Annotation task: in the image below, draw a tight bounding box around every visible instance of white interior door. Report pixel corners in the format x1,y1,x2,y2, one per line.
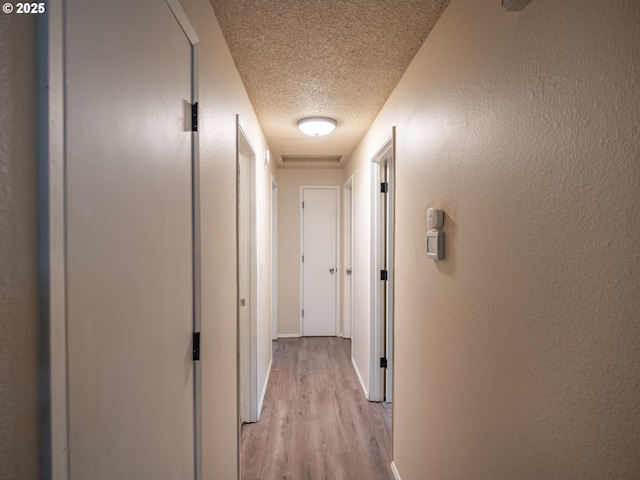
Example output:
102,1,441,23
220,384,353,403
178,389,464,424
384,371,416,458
301,187,339,336
237,126,257,423
238,151,250,422
370,132,395,403
65,1,196,478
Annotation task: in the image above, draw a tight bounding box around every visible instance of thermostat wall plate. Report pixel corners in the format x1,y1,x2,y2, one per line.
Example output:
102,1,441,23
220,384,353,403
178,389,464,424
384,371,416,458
426,230,444,260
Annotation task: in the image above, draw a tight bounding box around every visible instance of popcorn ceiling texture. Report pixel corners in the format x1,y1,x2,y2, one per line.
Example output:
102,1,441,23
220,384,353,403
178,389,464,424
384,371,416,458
210,0,450,166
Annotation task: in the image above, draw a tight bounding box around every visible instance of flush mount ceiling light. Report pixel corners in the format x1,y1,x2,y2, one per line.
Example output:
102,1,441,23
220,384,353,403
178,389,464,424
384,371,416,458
297,117,337,137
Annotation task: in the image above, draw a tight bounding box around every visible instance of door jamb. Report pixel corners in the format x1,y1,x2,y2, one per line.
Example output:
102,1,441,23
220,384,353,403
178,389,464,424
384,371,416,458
41,1,67,477
342,176,354,339
165,1,202,475
271,177,278,340
369,130,395,403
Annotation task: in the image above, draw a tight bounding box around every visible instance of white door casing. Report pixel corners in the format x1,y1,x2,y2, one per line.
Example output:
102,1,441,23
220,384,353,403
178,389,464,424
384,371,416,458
301,186,340,337
370,131,395,404
271,177,278,340
63,0,199,478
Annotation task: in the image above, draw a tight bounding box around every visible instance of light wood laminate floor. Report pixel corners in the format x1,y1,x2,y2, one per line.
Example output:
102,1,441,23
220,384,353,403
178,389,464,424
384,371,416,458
241,337,393,480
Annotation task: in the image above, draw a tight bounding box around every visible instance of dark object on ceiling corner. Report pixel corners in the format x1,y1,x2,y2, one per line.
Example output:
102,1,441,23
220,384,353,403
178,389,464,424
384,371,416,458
502,0,532,11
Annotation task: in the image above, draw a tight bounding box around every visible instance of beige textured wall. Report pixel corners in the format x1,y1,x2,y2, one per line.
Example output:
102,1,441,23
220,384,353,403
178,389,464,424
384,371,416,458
178,1,269,477
0,13,40,480
347,0,640,478
276,168,344,336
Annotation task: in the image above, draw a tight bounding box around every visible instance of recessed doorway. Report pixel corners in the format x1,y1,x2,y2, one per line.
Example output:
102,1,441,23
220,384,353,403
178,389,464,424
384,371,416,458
370,130,395,405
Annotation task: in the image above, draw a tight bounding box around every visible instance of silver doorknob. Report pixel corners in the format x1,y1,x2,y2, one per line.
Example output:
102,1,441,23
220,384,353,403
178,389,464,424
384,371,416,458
329,268,335,274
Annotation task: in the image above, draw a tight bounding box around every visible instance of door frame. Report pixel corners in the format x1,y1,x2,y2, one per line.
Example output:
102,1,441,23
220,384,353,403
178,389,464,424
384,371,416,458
369,129,395,403
236,119,259,423
43,1,202,478
271,177,278,340
299,185,341,336
342,176,354,338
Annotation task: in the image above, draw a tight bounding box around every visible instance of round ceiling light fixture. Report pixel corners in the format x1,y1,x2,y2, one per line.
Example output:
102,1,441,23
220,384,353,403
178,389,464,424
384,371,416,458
297,116,337,137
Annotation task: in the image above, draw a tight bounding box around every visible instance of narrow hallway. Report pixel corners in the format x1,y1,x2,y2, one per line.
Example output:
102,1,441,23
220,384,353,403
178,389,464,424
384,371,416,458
241,338,393,480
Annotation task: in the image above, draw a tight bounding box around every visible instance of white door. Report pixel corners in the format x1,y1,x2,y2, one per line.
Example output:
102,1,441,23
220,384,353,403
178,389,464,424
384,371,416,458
238,150,251,422
370,132,395,403
271,178,279,340
65,1,196,478
302,187,339,336
237,127,257,423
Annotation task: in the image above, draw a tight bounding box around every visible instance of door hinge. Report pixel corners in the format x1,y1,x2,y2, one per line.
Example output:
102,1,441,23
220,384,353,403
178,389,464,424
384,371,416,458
191,102,199,132
380,182,389,193
302,201,305,209
380,357,388,368
193,332,201,361
302,309,304,317
380,269,388,281
302,255,304,263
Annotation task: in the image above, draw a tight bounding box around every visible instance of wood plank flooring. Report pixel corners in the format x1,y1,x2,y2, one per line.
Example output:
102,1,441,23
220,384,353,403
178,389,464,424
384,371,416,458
240,337,393,480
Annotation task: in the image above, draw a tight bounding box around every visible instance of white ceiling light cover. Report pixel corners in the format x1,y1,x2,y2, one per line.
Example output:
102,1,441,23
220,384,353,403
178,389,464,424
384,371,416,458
297,117,337,136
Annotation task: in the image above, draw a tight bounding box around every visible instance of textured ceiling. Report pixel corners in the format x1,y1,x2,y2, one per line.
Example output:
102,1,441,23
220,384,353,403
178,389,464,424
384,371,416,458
210,0,450,167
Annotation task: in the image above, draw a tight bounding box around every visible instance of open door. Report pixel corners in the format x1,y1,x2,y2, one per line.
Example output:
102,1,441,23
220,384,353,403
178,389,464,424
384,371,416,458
237,121,258,423
370,129,395,404
343,177,354,338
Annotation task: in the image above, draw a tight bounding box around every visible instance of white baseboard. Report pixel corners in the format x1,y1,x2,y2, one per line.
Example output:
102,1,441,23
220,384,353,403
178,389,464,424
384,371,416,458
390,461,401,480
351,356,369,399
277,333,301,338
257,357,272,420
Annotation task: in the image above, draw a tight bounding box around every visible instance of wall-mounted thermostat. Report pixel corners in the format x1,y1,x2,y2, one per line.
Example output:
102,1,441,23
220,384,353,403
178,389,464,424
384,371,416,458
426,230,444,260
427,208,444,229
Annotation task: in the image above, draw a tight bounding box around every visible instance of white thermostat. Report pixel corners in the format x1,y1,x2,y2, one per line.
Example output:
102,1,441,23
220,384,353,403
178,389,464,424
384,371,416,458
426,230,444,260
426,208,444,229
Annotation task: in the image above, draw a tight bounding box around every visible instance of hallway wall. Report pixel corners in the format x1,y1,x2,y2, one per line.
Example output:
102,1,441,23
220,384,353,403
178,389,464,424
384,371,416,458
276,168,344,337
0,12,39,480
346,0,640,478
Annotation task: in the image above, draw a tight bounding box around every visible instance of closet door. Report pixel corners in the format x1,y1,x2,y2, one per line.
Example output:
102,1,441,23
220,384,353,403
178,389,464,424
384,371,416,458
65,1,196,478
